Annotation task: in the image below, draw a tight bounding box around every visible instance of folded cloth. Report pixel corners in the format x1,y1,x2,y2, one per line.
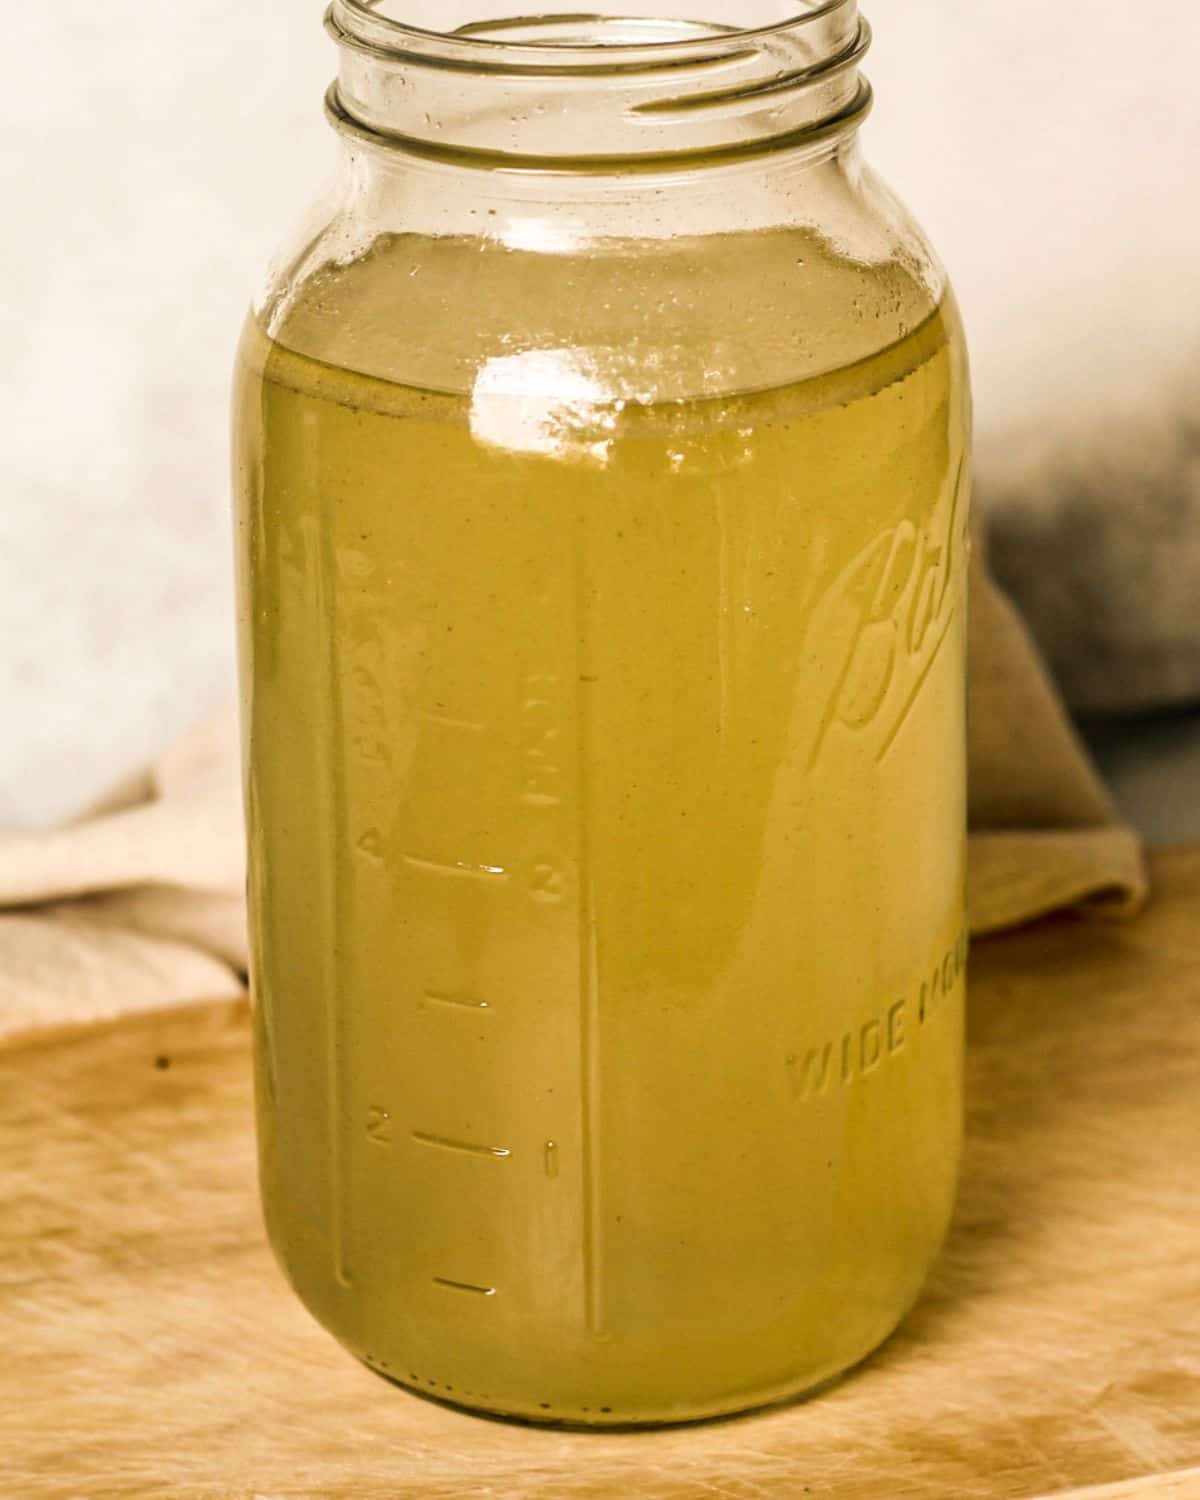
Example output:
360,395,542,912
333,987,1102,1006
0,535,1148,1042
0,710,247,1041
967,526,1148,935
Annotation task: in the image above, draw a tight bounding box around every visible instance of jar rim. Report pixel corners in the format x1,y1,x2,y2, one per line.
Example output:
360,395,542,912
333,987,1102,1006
328,1,868,163
332,2,854,67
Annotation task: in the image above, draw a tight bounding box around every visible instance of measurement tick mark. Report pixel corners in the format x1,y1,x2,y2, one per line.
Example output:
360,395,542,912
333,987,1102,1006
522,792,563,809
413,1131,511,1160
423,711,485,733
404,855,509,882
434,1277,496,1297
424,991,490,1011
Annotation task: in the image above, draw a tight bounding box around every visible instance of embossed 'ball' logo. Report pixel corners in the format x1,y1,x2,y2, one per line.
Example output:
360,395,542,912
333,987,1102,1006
808,456,969,768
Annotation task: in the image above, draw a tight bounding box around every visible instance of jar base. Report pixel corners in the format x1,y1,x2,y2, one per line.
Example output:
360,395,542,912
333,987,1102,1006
355,1343,878,1431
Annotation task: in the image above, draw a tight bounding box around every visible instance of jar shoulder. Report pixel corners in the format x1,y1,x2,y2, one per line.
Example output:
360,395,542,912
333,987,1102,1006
252,152,959,404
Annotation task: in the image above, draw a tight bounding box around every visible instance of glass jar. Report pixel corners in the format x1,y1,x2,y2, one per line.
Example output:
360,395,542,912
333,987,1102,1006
234,0,970,1427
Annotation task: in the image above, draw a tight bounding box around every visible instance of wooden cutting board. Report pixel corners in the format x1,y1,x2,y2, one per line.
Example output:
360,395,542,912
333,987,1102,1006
5,848,1200,1500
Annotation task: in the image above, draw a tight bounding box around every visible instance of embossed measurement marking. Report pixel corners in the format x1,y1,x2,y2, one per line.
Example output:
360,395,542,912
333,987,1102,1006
530,862,566,902
413,1131,511,1160
356,829,385,861
433,1277,497,1297
422,710,485,733
404,855,509,881
574,522,605,1338
521,674,564,807
424,990,491,1011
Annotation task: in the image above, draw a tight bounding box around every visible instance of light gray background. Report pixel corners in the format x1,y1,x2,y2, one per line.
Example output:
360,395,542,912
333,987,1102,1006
3,1,1198,829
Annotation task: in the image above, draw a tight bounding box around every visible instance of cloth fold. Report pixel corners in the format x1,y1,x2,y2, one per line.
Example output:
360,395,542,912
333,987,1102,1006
0,711,248,1040
966,525,1148,932
0,537,1148,1042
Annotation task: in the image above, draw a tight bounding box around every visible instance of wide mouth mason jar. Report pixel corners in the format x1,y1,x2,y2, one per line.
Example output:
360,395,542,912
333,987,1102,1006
233,0,970,1428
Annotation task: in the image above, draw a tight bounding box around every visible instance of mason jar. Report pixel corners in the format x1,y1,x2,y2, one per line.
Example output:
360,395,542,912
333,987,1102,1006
233,0,970,1427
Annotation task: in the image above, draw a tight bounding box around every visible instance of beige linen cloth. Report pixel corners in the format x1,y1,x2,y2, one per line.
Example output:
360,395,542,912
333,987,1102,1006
0,539,1147,1043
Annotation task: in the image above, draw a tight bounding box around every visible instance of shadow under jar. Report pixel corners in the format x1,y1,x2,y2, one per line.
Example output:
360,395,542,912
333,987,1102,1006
233,0,971,1427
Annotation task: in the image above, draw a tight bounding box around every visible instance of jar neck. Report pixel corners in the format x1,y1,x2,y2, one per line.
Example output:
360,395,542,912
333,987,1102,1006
325,2,872,169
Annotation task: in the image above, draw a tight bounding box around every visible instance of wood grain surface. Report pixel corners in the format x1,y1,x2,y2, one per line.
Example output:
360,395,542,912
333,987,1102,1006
4,848,1200,1500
